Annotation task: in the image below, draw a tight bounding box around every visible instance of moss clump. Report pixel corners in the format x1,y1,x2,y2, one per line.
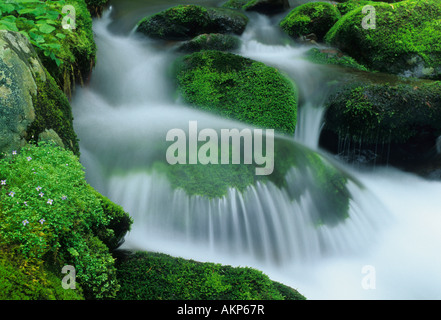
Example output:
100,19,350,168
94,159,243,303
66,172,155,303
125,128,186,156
136,5,248,41
280,2,341,41
28,69,79,156
336,0,377,16
178,33,241,53
305,47,369,71
0,142,132,299
0,244,84,300
325,0,441,79
115,251,306,300
174,50,298,135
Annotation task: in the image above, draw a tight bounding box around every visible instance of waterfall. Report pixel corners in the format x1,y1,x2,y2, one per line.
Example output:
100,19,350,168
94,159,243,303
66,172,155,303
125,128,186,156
71,7,441,300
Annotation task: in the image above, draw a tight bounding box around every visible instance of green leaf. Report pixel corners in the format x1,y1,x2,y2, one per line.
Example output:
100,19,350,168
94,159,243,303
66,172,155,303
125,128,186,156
38,23,56,34
55,33,66,39
0,20,18,32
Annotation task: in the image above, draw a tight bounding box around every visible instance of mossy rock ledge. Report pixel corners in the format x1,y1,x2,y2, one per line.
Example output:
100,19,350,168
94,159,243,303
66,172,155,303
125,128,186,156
136,5,249,41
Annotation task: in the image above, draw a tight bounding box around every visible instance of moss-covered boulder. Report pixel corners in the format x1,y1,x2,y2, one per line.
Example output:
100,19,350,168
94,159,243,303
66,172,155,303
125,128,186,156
174,50,298,134
177,33,241,53
136,5,249,41
322,76,441,165
280,2,341,41
115,251,306,300
0,30,78,156
325,0,441,79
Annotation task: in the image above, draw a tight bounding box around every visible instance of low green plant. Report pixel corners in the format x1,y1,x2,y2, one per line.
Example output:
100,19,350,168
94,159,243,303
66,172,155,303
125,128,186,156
0,142,129,299
0,0,69,67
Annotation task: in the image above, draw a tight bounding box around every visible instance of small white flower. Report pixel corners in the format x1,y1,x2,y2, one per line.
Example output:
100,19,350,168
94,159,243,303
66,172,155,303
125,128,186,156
9,191,15,197
36,186,42,191
39,192,44,197
1,180,6,185
22,219,29,226
47,199,53,205
12,150,17,155
61,195,67,200
27,157,32,161
39,218,45,224
24,201,28,206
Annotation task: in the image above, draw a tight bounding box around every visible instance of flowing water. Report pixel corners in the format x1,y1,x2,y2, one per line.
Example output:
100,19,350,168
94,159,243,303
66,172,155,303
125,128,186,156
71,3,441,300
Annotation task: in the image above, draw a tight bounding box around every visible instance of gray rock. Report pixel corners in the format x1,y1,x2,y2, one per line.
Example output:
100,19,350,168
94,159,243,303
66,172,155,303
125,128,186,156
0,30,45,154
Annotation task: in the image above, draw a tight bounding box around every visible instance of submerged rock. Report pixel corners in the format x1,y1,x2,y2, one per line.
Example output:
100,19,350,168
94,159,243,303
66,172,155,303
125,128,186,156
136,5,249,41
325,0,441,79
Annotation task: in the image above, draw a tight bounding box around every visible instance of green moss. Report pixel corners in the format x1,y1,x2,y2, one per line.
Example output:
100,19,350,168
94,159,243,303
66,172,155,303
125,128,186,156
28,69,79,156
324,80,441,144
115,251,306,300
280,2,341,41
336,0,377,16
91,189,133,251
305,47,369,71
222,0,248,9
178,33,241,53
0,244,84,300
174,50,298,135
325,0,441,79
136,5,248,41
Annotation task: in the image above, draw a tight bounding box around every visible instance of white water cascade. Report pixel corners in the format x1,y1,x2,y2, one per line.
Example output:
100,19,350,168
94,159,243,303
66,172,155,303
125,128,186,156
71,7,441,300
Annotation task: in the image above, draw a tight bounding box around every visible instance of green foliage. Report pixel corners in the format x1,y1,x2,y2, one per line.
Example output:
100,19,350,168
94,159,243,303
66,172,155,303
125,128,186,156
0,0,97,94
0,0,67,67
0,142,131,299
115,251,306,300
280,2,341,41
325,0,441,78
336,0,376,16
174,50,298,135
